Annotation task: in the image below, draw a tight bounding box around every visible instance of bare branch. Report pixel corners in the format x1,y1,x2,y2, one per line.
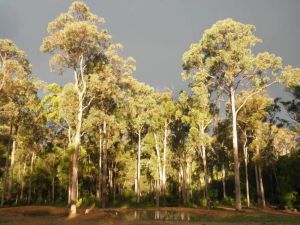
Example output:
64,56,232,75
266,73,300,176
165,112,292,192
236,80,276,114
83,96,95,111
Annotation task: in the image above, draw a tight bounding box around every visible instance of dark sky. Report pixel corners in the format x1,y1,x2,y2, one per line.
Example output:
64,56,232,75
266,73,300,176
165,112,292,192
1,0,300,97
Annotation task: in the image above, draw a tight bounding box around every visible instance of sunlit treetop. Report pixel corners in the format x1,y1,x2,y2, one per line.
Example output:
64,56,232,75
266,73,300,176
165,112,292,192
0,39,31,90
182,18,282,95
282,65,300,94
40,1,111,74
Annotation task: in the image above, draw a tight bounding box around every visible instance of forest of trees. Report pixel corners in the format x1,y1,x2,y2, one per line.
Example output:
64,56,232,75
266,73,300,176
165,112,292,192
0,2,299,217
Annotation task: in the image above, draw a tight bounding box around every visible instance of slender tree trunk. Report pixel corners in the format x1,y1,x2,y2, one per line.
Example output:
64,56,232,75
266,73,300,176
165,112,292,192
186,160,191,204
8,126,18,202
154,133,162,207
101,121,107,208
199,125,209,206
155,179,160,207
69,56,88,216
70,94,82,215
20,163,26,202
180,163,186,205
222,163,227,199
98,127,102,204
178,164,182,203
69,55,87,214
109,164,113,190
68,165,71,205
255,146,265,208
28,152,35,204
229,87,242,210
254,163,261,206
7,138,16,201
137,129,142,203
134,178,137,196
201,145,209,206
243,141,250,207
162,122,168,204
256,146,266,208
258,165,266,208
113,164,116,201
51,174,55,203
1,120,13,207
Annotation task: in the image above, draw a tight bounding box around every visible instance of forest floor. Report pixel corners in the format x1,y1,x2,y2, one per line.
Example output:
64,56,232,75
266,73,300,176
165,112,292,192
0,205,299,225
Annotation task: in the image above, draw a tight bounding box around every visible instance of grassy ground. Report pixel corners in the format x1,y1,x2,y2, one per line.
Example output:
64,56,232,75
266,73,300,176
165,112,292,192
0,206,299,225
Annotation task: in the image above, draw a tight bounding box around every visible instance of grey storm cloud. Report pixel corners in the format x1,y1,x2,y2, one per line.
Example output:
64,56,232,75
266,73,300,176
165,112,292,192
0,0,300,98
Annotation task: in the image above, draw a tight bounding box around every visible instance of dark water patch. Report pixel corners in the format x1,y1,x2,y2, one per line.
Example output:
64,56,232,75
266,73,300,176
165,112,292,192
22,210,51,216
116,210,210,222
22,210,68,217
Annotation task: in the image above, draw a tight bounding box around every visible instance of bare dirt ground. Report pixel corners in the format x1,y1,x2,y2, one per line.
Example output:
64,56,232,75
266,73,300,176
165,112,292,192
0,206,299,225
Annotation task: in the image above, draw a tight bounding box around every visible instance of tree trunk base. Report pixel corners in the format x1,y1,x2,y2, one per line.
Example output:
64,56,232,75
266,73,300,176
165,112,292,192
68,204,77,218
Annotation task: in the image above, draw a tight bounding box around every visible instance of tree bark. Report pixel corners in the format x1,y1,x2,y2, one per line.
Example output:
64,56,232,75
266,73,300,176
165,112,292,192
162,122,168,204
256,146,266,208
8,126,18,202
180,163,186,205
101,121,107,208
28,151,35,204
199,124,209,206
178,164,182,203
98,127,102,205
113,164,116,201
258,164,266,208
155,179,160,207
154,134,162,207
255,146,265,208
68,165,71,205
222,163,227,199
186,160,191,204
229,86,242,210
70,94,82,215
254,163,261,206
1,120,13,207
243,140,250,207
52,174,55,203
20,163,26,202
201,145,209,206
137,128,142,203
69,56,87,216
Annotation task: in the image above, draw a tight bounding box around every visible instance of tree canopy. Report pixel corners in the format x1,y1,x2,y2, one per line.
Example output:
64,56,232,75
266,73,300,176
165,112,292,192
0,3,299,215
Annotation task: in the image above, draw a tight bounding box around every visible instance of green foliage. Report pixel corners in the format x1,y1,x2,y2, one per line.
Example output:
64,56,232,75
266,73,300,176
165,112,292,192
276,152,300,209
1,7,300,212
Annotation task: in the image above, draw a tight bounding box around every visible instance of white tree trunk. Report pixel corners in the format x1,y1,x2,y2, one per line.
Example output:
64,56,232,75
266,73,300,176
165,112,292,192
230,86,242,210
162,123,168,201
243,142,250,207
101,121,107,208
154,133,162,206
1,121,13,207
137,129,142,203
8,126,17,201
70,57,87,216
222,163,227,199
201,145,209,205
28,152,35,204
98,127,102,203
256,147,266,208
70,93,82,216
